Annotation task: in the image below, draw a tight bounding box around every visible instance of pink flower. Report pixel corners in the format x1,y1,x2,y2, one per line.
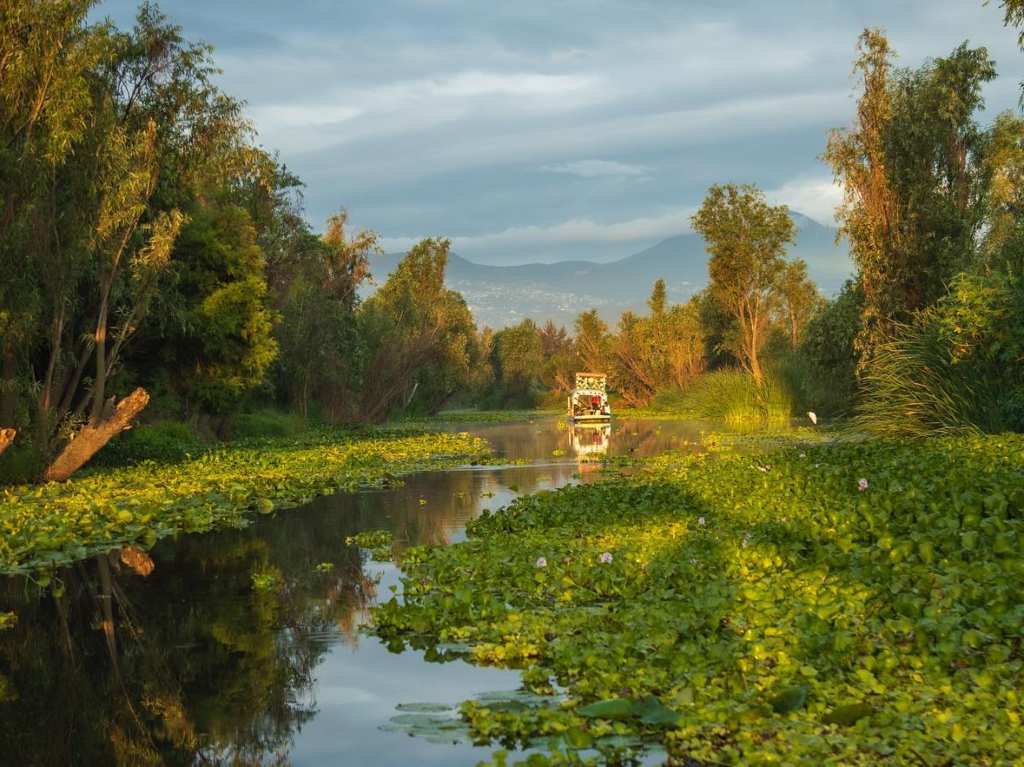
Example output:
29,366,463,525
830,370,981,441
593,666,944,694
858,478,869,492
535,556,548,568
599,551,613,564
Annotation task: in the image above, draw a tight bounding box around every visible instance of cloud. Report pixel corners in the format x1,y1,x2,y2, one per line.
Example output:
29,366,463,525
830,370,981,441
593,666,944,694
765,175,844,226
113,0,1024,265
541,159,651,178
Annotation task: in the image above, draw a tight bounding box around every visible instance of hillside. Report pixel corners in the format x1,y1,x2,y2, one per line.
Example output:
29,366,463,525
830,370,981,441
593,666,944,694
366,213,852,329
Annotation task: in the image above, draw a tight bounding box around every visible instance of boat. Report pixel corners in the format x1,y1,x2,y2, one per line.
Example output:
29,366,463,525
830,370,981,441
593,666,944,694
568,372,611,422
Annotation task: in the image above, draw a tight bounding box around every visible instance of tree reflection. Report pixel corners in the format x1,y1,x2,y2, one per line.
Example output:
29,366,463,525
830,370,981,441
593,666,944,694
0,507,377,766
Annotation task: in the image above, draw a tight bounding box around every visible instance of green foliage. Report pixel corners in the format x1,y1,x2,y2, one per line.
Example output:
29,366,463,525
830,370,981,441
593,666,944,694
651,369,793,429
797,280,863,417
488,320,547,408
856,272,1024,436
373,435,1024,764
360,238,480,420
692,184,796,383
229,409,308,441
147,202,278,413
826,32,997,361
273,209,376,420
345,529,394,560
93,420,202,467
0,443,45,488
0,429,488,573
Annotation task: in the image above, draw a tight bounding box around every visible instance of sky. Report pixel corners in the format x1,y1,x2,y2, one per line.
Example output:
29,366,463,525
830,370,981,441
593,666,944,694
95,0,1024,265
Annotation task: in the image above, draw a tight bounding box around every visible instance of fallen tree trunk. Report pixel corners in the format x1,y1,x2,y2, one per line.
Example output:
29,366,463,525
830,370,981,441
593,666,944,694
44,388,149,482
0,428,14,457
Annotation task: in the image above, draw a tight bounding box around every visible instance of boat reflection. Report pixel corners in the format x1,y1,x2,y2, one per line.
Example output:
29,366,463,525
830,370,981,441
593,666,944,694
570,422,611,464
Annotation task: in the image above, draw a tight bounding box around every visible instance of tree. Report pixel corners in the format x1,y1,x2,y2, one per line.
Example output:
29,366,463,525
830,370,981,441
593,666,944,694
825,30,996,362
144,202,278,415
274,210,377,419
0,0,108,430
574,310,610,375
492,320,545,406
777,259,822,350
538,320,577,396
359,239,477,421
691,184,795,384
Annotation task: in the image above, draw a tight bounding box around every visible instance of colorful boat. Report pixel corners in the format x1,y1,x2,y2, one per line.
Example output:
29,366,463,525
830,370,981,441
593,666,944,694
568,372,611,422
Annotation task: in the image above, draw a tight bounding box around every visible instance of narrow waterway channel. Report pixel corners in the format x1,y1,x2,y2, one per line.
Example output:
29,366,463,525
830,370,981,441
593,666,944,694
0,418,703,766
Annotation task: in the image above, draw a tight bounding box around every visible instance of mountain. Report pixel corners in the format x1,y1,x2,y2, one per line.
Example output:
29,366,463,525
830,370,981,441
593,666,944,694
365,212,852,329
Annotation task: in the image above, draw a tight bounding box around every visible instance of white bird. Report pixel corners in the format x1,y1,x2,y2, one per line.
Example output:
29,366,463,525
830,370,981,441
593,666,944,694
807,411,818,425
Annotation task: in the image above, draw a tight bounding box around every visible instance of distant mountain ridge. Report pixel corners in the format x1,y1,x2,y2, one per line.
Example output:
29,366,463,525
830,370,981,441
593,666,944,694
366,212,852,329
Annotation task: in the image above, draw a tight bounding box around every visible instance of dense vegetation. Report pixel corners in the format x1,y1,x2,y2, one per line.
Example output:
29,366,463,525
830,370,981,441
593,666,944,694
6,1,1024,491
0,2,489,485
374,436,1024,765
0,427,488,573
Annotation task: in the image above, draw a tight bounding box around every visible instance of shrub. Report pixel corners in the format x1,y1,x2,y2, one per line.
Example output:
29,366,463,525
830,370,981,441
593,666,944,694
93,421,203,468
230,409,308,440
856,272,1024,437
797,280,862,417
0,442,45,486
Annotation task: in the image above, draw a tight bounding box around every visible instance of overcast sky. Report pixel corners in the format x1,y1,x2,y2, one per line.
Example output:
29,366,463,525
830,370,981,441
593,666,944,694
96,0,1024,264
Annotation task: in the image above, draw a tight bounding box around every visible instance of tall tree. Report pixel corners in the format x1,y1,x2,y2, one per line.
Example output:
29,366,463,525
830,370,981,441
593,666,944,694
691,184,795,384
825,30,996,362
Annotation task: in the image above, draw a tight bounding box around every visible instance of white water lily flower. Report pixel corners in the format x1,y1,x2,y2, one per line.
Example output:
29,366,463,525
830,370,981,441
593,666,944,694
807,411,818,425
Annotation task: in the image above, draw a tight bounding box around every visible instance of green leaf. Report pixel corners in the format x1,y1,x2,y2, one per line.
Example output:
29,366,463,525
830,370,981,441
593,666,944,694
577,698,636,720
769,685,809,714
822,702,874,726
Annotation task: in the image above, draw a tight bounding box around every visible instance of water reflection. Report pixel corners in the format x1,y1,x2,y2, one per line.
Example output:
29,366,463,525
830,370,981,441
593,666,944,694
570,423,611,463
0,418,700,766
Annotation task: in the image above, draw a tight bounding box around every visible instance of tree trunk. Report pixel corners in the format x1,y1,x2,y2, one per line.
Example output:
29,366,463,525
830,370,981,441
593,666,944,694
43,387,149,482
0,428,15,457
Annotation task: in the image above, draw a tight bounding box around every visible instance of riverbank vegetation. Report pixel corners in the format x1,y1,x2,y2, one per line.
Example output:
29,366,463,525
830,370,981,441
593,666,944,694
0,427,488,574
0,2,489,485
6,2,1024,489
374,434,1024,765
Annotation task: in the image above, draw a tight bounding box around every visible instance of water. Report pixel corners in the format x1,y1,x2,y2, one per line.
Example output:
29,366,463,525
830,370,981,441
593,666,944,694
0,417,702,766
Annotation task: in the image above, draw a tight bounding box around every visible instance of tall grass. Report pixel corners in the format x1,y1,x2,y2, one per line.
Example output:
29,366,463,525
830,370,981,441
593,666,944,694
652,369,793,429
855,273,1024,438
854,322,1006,438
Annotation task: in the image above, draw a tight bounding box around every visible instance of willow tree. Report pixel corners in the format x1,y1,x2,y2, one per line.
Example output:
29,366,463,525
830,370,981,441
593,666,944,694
691,184,795,384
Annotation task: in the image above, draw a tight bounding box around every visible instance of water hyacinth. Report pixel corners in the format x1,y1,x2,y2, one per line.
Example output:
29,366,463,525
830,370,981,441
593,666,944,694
372,434,1024,764
858,477,869,492
599,551,613,564
697,516,706,526
534,556,547,568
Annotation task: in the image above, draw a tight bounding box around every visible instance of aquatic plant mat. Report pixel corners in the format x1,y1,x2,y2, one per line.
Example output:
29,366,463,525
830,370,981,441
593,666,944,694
373,436,1024,765
0,429,489,574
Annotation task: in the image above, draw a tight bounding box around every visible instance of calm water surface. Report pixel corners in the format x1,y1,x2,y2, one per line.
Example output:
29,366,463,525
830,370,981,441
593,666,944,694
0,418,702,766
